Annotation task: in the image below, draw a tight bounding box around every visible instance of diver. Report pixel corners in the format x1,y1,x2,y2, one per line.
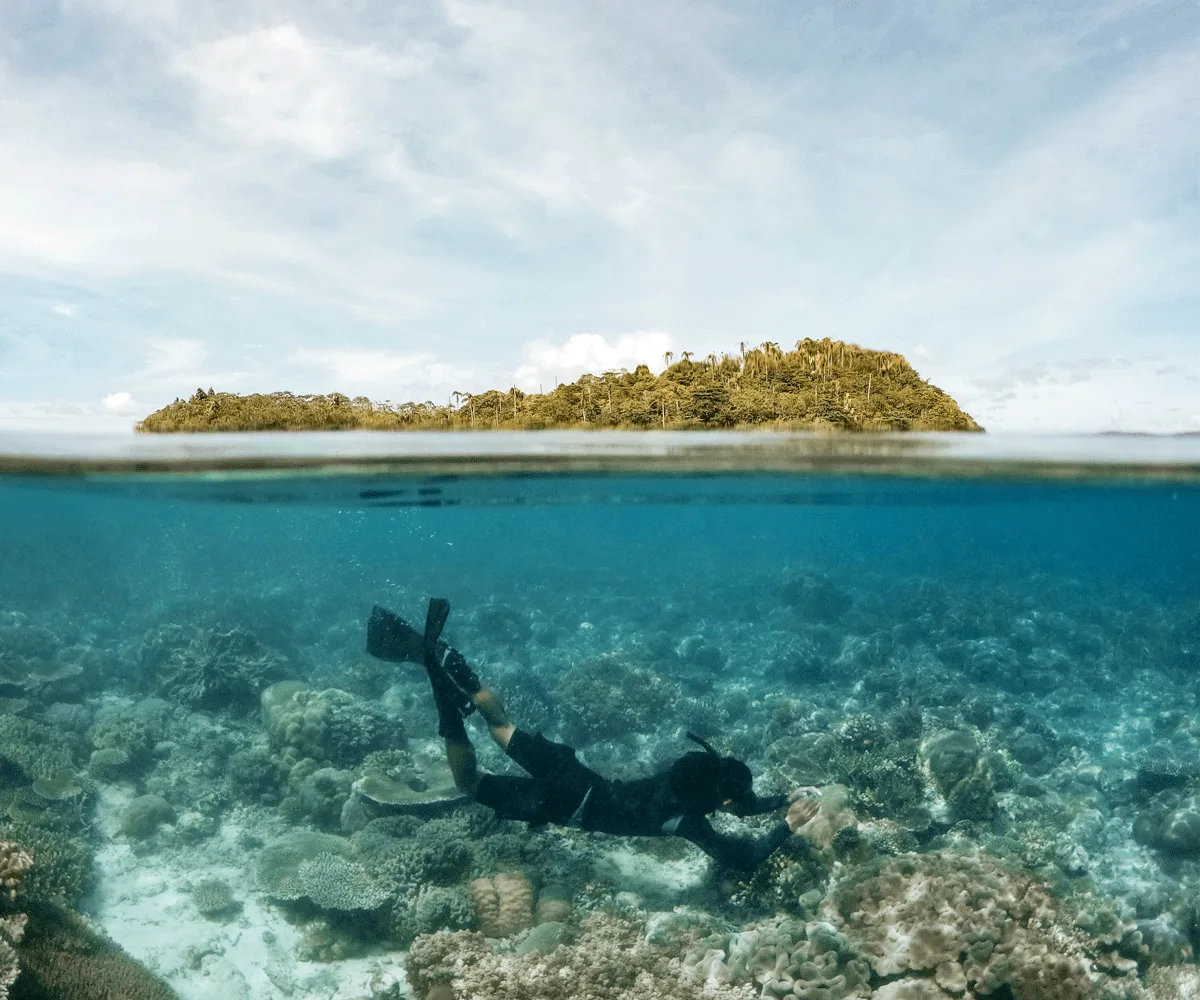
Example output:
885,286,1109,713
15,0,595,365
366,599,820,872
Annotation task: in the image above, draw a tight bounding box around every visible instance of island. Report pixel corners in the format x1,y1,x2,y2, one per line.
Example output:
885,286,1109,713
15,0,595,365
136,338,982,432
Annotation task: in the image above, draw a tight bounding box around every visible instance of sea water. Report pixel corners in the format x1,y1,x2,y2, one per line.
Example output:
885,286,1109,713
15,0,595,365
0,431,1197,1000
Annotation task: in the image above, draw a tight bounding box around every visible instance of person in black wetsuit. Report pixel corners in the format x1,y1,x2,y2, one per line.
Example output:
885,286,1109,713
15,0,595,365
366,599,821,872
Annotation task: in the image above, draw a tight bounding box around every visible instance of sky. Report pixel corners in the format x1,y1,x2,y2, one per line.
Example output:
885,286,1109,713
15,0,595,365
0,0,1198,433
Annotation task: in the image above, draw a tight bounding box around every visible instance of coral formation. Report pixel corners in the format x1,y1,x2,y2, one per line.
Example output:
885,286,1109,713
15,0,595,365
119,795,175,839
406,912,758,1000
190,878,239,918
685,917,871,999
144,624,288,712
826,851,1118,999
255,831,388,910
262,682,406,767
467,872,534,938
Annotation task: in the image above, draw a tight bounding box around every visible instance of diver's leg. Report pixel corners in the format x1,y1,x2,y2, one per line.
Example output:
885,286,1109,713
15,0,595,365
445,735,480,795
473,688,516,750
428,670,481,795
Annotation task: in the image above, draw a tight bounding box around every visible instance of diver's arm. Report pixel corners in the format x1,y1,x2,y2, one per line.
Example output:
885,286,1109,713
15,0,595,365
669,813,793,872
730,792,790,817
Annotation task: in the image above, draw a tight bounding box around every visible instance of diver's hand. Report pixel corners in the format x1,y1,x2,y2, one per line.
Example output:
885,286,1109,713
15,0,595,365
785,787,821,834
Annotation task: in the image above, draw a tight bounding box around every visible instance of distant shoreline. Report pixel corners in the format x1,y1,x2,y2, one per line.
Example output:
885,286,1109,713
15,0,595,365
136,339,983,434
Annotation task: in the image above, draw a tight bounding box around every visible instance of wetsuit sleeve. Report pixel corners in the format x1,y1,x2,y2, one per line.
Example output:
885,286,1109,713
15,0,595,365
731,792,790,816
673,814,792,872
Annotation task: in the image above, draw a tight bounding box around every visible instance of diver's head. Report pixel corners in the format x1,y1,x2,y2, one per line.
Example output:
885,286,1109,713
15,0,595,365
667,733,754,815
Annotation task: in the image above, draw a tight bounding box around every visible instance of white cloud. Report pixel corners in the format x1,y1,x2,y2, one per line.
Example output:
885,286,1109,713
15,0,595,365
514,331,674,391
51,303,78,318
102,391,140,414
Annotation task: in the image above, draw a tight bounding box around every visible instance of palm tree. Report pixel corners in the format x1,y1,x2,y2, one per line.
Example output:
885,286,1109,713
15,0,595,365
681,351,694,363
663,351,675,367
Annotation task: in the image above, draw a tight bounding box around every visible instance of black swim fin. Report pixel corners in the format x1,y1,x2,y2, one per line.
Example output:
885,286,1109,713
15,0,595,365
424,597,452,665
366,605,426,663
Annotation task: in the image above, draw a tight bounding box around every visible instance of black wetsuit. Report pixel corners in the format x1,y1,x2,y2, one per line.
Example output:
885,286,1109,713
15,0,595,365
476,730,793,872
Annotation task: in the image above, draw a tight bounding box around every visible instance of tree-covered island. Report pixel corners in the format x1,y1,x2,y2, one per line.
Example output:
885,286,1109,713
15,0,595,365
136,339,982,432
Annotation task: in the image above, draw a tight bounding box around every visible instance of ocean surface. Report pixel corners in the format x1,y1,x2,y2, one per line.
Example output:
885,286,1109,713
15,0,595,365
0,431,1198,1000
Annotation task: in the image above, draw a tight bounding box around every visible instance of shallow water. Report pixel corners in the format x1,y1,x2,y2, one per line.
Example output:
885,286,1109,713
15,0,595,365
0,432,1198,999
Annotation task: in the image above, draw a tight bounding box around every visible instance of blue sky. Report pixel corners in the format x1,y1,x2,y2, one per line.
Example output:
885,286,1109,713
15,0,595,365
0,0,1197,432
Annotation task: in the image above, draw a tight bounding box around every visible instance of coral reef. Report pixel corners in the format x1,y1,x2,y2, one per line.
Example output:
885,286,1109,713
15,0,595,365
826,851,1130,999
684,917,872,999
190,878,239,918
467,872,534,938
144,624,288,712
255,831,388,911
406,912,759,1000
262,682,406,767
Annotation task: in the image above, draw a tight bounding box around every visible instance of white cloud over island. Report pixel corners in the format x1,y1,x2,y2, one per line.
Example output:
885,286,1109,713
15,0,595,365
0,0,1198,431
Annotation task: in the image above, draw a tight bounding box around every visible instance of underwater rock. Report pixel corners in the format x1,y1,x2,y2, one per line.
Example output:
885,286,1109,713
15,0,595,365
1136,916,1193,965
119,795,175,839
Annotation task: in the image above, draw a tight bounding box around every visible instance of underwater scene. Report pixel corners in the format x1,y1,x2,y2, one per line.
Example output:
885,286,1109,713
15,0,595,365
0,440,1198,1000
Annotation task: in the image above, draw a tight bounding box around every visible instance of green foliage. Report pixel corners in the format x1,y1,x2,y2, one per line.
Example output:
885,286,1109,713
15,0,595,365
136,339,982,432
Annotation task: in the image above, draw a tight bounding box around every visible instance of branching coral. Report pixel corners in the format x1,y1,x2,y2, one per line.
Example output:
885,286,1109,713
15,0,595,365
255,831,388,911
146,624,287,712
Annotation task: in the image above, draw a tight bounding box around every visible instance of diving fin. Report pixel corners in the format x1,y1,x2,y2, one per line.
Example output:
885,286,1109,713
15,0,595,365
366,605,426,663
424,597,452,664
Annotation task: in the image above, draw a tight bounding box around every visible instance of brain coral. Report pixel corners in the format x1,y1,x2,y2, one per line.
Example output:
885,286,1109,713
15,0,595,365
468,872,534,938
826,851,1096,1000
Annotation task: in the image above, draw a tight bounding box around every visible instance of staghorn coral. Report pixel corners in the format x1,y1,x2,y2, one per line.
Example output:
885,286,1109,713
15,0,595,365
826,851,1104,1000
406,912,758,1000
12,901,178,1000
0,823,89,907
468,872,534,938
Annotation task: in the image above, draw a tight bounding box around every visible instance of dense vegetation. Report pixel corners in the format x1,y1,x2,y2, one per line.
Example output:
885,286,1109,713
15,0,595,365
136,339,982,432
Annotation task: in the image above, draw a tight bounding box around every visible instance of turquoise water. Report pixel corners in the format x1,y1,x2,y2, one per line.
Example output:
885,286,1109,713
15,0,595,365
0,432,1198,999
